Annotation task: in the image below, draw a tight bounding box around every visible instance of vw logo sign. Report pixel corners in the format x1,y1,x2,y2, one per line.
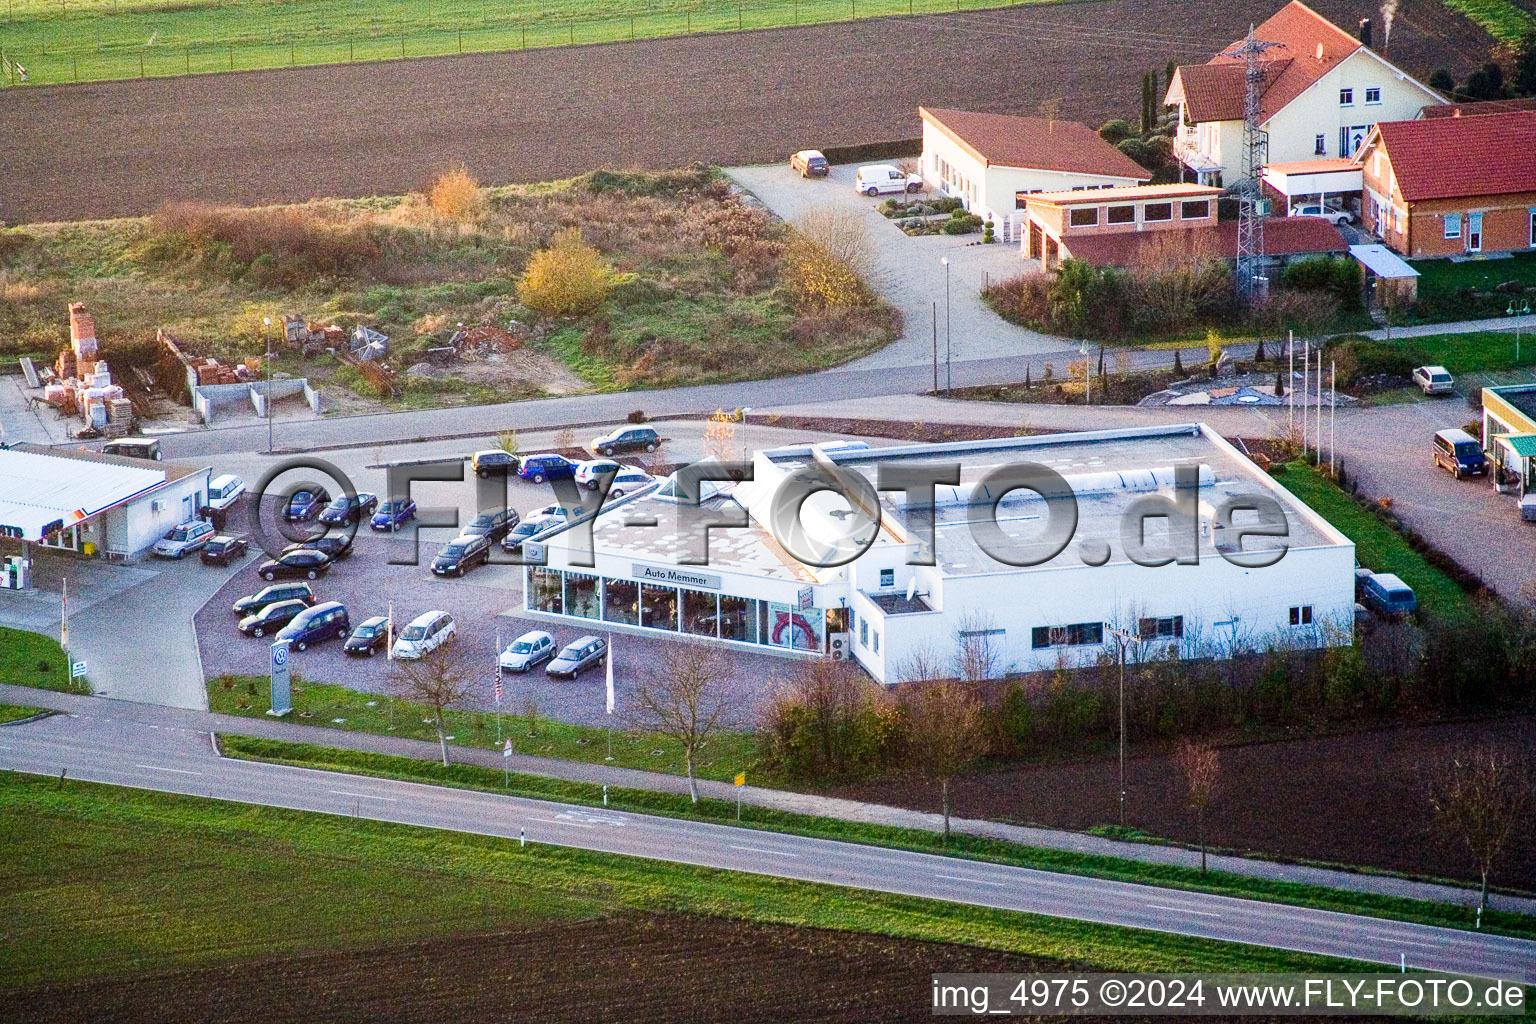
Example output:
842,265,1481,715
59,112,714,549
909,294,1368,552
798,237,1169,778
272,646,288,667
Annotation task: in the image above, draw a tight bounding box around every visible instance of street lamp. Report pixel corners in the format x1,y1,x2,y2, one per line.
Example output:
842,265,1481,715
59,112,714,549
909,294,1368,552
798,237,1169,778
940,257,951,391
740,407,751,464
1508,301,1530,365
1105,624,1136,828
262,316,273,455
1079,342,1092,406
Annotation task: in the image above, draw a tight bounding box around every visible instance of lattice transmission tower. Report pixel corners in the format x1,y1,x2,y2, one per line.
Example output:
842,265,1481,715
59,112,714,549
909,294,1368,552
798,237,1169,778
1222,27,1281,296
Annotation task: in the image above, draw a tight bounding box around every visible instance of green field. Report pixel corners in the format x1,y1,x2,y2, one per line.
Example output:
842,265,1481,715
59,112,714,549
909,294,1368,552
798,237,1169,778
1439,0,1533,44
0,627,77,694
1382,331,1536,375
0,771,1366,989
0,0,1057,86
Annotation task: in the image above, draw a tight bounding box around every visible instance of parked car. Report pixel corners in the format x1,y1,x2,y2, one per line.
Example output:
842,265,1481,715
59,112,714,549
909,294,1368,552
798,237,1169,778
1522,493,1536,522
232,581,316,617
605,467,655,499
200,534,249,566
531,503,587,524
518,453,575,484
276,601,350,651
370,499,418,532
391,610,455,659
855,164,922,196
284,535,353,561
501,516,555,553
152,519,216,559
238,598,310,638
1353,566,1375,600
462,507,520,543
282,487,331,522
470,449,519,478
1432,428,1488,478
575,459,621,490
101,437,161,460
589,425,660,456
343,615,391,657
546,635,608,678
318,491,378,525
1412,365,1456,396
256,548,332,581
790,149,830,177
499,630,555,673
1288,202,1354,225
205,474,247,514
1361,572,1417,617
431,534,491,577
575,461,654,498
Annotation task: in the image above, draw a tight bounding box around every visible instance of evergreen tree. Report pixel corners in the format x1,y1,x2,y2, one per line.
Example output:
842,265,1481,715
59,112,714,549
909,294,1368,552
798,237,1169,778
1275,368,1286,397
1514,27,1536,97
1141,72,1155,134
1173,348,1185,377
1427,68,1455,96
1255,337,1267,362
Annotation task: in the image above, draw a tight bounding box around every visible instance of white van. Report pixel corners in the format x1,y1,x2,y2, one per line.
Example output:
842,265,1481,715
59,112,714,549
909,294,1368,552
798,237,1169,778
206,474,247,512
390,610,456,660
855,164,922,196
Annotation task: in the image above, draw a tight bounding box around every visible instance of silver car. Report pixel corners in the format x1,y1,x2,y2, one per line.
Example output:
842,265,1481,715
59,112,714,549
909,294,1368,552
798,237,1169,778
1411,365,1455,396
499,630,555,673
152,519,216,558
546,635,608,679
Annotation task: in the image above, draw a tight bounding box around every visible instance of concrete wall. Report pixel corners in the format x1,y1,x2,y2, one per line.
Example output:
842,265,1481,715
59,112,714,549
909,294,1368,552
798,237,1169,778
193,377,318,424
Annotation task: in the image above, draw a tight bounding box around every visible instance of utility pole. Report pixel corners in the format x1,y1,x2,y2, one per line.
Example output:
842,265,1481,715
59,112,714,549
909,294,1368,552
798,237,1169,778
1225,26,1279,297
262,316,273,454
940,257,952,391
1105,624,1135,828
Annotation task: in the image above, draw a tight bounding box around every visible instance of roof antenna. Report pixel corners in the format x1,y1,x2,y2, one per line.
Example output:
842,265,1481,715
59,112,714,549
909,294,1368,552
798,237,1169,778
1037,96,1062,131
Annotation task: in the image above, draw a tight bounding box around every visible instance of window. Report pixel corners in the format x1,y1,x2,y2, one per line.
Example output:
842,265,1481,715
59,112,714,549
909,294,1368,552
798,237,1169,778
859,616,869,647
1365,87,1381,104
1138,616,1184,640
1031,622,1104,648
1339,87,1353,105
1289,605,1314,626
1142,202,1172,222
1069,207,1099,227
532,567,563,613
1444,214,1461,240
1314,133,1326,155
719,595,759,643
932,153,939,171
880,567,895,588
1107,205,1136,224
873,630,880,654
1180,199,1210,220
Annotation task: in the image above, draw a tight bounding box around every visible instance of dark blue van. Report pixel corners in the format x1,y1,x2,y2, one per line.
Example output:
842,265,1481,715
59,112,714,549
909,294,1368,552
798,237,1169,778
276,601,351,651
518,453,575,484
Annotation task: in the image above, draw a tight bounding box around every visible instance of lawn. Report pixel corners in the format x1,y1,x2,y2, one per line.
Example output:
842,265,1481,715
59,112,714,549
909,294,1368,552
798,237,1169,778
208,672,763,783
0,772,1367,990
1275,461,1471,620
1379,331,1536,375
0,627,78,694
0,0,1061,86
0,703,47,724
1412,250,1536,296
1438,0,1533,43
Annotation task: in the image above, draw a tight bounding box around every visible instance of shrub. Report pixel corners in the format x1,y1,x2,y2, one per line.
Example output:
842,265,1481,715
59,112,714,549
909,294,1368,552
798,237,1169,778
149,202,384,285
516,227,617,317
782,233,872,311
1281,255,1362,310
1328,336,1430,387
627,409,647,424
428,165,485,223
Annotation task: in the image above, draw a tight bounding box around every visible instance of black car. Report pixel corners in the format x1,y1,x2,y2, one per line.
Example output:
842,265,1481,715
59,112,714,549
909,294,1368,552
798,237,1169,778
462,507,520,543
282,487,332,522
232,581,317,617
238,598,310,638
256,548,332,581
318,491,378,525
343,615,391,657
589,426,660,457
284,535,353,561
431,534,491,577
471,450,519,479
200,535,249,566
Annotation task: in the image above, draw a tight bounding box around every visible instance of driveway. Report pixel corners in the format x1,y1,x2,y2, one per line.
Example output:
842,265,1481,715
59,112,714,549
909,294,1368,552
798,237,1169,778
727,163,1069,370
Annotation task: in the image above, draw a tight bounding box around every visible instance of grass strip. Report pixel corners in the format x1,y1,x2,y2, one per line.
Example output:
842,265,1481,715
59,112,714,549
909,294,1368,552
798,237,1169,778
0,704,49,725
209,672,762,783
0,770,1369,990
1440,0,1534,43
220,734,1536,942
0,628,79,694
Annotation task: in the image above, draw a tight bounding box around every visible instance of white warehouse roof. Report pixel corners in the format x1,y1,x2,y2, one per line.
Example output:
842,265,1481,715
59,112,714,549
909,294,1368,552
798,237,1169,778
0,446,169,541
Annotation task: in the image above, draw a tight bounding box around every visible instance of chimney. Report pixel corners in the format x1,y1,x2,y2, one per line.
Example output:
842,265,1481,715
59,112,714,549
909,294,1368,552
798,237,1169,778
1358,18,1372,49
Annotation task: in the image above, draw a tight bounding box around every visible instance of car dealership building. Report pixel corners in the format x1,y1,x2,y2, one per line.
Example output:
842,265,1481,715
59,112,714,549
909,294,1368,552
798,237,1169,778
522,424,1356,684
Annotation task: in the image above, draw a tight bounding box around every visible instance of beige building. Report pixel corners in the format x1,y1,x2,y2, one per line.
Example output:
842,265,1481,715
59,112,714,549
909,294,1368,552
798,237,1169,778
1165,1,1441,186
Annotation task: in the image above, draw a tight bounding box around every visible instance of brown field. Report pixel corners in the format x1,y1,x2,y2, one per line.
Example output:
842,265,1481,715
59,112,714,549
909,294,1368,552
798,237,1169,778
831,714,1536,888
0,0,1490,224
0,914,1373,1024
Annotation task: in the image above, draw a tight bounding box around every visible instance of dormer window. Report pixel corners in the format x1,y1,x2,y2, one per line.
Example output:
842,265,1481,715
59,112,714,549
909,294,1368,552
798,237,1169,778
1340,88,1354,106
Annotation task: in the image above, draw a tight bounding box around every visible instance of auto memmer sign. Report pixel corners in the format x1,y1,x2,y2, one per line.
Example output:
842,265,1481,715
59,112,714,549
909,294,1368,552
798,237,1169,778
631,563,721,590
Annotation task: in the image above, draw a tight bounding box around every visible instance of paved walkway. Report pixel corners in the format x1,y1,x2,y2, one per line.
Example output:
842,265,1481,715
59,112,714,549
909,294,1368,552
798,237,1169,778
0,372,69,445
1364,313,1536,341
6,683,1531,916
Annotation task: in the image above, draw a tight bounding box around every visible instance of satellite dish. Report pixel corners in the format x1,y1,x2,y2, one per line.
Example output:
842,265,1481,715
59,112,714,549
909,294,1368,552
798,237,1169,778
905,578,917,601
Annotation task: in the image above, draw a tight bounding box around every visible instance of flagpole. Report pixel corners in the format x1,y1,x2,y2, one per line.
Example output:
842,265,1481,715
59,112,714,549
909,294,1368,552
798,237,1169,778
495,628,502,741
1287,331,1294,438
1330,360,1337,477
605,636,615,762
1301,341,1309,454
385,601,394,731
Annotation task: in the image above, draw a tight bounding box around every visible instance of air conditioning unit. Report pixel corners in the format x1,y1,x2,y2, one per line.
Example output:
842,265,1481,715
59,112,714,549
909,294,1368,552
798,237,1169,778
828,632,850,661
151,499,167,513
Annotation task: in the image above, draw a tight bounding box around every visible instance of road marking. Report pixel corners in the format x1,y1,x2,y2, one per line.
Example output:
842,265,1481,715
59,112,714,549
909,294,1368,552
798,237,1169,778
934,873,1008,888
1145,903,1221,918
328,790,397,802
134,764,201,775
729,844,799,858
528,816,593,828
1366,935,1441,950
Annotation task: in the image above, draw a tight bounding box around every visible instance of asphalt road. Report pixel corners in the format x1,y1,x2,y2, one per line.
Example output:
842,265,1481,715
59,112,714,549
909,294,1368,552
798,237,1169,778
2,707,1532,981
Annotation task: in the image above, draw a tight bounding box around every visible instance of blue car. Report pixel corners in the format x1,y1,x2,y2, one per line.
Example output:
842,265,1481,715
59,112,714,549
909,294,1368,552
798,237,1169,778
319,491,378,525
518,453,575,484
282,487,331,522
370,498,418,532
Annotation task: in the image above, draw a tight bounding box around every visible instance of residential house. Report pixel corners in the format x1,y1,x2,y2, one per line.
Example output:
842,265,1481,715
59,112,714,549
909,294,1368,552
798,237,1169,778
919,107,1150,227
1354,109,1536,257
1165,1,1442,186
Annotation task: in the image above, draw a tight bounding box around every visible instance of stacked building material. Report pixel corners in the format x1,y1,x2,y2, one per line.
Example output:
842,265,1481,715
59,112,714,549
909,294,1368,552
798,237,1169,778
69,302,98,359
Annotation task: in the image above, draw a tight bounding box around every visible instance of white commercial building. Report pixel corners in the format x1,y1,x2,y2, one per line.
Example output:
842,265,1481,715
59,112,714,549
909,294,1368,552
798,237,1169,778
524,425,1356,684
0,443,211,566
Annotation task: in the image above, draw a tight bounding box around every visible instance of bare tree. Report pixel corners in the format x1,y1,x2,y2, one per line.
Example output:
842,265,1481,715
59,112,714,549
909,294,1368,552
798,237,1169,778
774,658,876,777
792,207,875,279
388,640,477,766
632,641,735,803
1174,738,1222,875
899,641,948,684
953,611,1001,682
1426,745,1532,922
903,680,989,839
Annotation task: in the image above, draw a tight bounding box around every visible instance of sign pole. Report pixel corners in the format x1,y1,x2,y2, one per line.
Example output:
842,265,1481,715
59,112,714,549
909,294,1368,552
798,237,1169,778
734,771,745,821
503,737,512,787
495,628,502,741
268,639,292,717
60,575,68,650
605,637,616,761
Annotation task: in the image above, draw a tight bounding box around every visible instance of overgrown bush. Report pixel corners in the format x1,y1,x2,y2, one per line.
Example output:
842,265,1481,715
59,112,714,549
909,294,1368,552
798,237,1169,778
428,165,485,224
149,202,386,285
760,660,901,780
782,233,873,311
1327,335,1430,387
1281,255,1363,311
516,227,618,316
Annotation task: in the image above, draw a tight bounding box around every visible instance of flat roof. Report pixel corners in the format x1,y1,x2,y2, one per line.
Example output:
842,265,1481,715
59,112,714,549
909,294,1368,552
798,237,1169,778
0,446,173,541
1491,384,1536,426
1350,244,1420,279
1026,184,1222,205
1264,158,1359,175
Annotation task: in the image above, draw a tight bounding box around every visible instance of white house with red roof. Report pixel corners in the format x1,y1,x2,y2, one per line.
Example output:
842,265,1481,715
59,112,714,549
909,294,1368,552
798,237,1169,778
919,107,1151,227
1165,1,1441,186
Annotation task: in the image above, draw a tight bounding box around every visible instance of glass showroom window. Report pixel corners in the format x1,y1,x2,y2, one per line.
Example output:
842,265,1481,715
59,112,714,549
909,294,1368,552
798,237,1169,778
719,595,759,643
566,573,601,619
682,589,720,636
641,583,679,630
603,578,639,625
532,567,564,613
